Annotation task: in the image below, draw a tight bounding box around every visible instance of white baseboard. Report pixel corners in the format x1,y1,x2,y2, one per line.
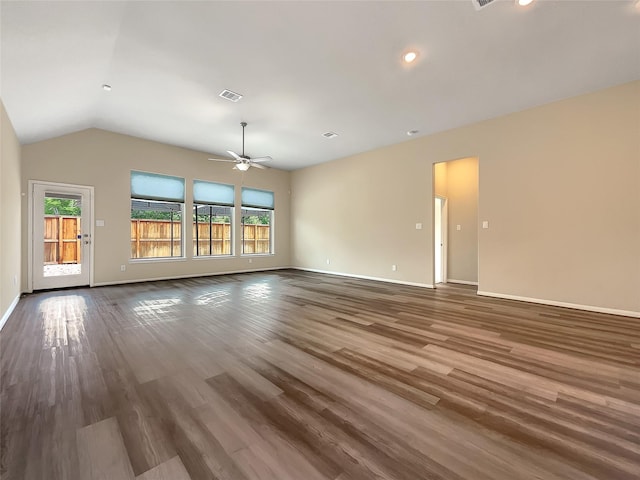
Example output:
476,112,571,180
0,295,21,332
92,266,291,287
447,279,479,286
477,290,640,318
294,267,434,289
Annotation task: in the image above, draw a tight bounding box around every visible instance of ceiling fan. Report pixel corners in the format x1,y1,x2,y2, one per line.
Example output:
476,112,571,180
209,122,272,171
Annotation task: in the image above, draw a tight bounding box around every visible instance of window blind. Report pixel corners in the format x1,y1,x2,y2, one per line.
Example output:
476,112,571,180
241,187,274,210
193,180,235,206
131,171,185,202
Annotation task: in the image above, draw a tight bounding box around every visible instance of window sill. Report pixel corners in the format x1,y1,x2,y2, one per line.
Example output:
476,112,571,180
240,254,275,258
129,257,187,264
192,255,234,260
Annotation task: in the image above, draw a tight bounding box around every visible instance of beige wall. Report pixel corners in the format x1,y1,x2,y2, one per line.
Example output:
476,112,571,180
434,161,447,198
21,129,291,288
1,99,22,322
444,157,478,284
291,143,432,286
292,81,640,315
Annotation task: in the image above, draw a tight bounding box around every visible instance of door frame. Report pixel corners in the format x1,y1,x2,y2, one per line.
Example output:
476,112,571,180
434,195,448,285
28,180,95,292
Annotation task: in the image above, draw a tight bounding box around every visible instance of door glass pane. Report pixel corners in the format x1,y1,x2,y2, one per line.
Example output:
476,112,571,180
43,193,82,277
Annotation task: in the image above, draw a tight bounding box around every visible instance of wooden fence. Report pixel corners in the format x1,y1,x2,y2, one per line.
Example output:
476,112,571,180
131,219,182,258
131,220,270,258
193,222,232,256
44,217,270,261
241,224,271,254
44,215,81,264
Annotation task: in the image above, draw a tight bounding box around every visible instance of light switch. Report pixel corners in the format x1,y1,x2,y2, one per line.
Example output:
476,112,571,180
456,224,461,231
482,221,489,229
415,223,422,230
96,220,105,227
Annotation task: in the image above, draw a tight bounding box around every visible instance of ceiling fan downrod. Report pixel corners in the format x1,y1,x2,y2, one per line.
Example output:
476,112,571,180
240,122,247,158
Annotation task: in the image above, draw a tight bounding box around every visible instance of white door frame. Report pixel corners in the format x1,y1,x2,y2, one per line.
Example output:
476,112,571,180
434,195,448,285
28,180,95,292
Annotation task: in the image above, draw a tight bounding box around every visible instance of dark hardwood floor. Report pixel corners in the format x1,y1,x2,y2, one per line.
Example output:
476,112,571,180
1,270,639,479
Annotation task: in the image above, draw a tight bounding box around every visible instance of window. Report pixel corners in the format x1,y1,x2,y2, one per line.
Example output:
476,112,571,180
241,187,274,255
130,171,185,259
193,180,234,256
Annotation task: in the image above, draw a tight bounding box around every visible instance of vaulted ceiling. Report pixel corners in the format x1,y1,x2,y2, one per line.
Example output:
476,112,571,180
1,1,639,170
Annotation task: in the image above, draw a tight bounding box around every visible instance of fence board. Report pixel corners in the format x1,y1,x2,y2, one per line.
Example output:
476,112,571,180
43,216,81,264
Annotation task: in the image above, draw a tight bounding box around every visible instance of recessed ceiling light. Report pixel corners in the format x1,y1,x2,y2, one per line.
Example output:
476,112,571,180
403,51,418,63
102,84,112,91
517,0,534,6
407,130,419,136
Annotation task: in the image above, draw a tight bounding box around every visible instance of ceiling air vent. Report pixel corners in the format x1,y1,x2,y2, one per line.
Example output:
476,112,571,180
471,0,497,10
219,89,243,102
322,131,338,139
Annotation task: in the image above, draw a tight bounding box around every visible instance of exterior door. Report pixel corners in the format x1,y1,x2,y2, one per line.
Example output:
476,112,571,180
32,182,92,290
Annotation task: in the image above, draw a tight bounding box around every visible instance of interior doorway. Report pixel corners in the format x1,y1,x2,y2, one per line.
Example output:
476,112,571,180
433,157,479,288
30,181,93,290
434,196,447,284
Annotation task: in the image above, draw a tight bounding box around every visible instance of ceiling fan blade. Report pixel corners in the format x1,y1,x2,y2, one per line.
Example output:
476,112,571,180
250,156,272,163
227,150,242,161
208,157,237,163
251,163,269,169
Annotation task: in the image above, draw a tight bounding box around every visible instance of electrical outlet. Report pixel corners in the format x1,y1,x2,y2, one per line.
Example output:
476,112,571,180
249,258,253,264
13,275,17,286
326,258,330,265
120,265,126,272
392,265,397,271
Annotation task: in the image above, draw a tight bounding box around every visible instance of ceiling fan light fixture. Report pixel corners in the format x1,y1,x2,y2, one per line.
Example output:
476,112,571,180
517,0,534,6
210,122,272,171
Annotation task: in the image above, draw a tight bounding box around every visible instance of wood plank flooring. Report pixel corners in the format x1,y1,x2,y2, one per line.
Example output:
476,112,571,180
1,270,639,479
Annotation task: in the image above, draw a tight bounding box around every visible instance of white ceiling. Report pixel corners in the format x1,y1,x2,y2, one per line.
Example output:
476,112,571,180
1,1,639,170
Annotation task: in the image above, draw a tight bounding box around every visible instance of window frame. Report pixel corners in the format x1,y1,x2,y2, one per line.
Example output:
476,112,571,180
193,203,234,258
240,207,274,256
240,187,275,256
192,180,235,258
130,171,186,262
